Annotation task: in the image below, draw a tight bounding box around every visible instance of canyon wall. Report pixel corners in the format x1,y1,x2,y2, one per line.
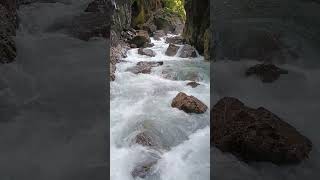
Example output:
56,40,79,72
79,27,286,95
0,0,17,63
183,0,210,60
212,0,320,63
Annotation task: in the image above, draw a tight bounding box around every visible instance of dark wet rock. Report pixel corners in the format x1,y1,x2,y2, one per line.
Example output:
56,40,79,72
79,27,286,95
129,30,151,48
110,43,128,81
127,61,163,74
0,3,17,64
153,30,166,40
138,48,156,57
147,43,154,47
183,0,210,60
131,159,157,179
246,63,288,83
165,36,185,45
130,44,137,48
153,9,184,34
165,43,179,56
212,97,312,165
134,131,159,147
179,44,197,58
85,0,109,13
171,92,207,114
186,81,200,88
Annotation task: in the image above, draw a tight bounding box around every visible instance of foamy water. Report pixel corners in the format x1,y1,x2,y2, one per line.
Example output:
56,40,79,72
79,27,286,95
110,36,210,180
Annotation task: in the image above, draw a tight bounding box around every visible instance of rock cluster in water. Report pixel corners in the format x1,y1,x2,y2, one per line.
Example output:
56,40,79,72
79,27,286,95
246,63,288,83
212,97,312,165
127,61,163,74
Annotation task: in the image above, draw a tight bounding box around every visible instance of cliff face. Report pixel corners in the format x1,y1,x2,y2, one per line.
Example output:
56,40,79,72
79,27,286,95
0,0,17,63
183,0,210,60
212,0,320,62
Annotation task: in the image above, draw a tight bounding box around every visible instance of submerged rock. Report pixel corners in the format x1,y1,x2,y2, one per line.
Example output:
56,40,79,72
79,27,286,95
179,44,197,58
171,92,207,114
165,43,179,56
127,61,163,74
165,36,185,45
131,159,157,179
212,97,312,165
186,81,200,88
138,48,156,57
129,30,151,48
246,63,288,83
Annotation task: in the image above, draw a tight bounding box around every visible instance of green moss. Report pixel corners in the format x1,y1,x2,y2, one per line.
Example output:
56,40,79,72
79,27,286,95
163,0,186,21
133,7,145,26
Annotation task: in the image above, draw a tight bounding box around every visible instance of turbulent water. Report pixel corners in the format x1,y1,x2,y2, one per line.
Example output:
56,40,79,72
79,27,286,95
0,0,108,178
212,57,320,179
110,36,210,180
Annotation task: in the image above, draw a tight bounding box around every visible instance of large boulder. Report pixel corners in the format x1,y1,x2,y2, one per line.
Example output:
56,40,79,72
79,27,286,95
246,63,288,83
165,36,185,45
127,61,163,74
171,92,207,114
129,30,151,48
179,44,197,58
138,48,156,57
165,43,179,56
152,9,184,34
212,97,312,165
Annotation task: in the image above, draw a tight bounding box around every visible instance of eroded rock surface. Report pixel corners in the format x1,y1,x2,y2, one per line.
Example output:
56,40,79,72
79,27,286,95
171,92,207,114
165,43,179,56
179,44,197,58
212,97,312,165
127,61,163,74
138,48,156,57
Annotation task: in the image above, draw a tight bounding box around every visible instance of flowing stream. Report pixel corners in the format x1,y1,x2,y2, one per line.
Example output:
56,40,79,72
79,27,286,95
110,36,210,180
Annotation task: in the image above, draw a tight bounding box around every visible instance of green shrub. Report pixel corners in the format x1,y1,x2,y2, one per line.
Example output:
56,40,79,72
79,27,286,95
162,0,186,21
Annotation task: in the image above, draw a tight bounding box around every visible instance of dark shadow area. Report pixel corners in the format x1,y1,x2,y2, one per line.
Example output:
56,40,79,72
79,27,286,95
211,0,320,179
0,0,110,179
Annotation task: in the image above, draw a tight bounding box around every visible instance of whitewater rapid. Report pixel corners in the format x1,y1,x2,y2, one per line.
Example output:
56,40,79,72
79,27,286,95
110,36,210,180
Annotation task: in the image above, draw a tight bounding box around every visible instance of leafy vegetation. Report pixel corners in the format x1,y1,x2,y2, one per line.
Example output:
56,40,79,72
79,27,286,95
163,0,186,21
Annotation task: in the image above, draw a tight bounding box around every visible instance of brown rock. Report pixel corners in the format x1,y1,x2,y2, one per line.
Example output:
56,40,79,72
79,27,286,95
127,61,163,74
130,44,137,48
179,44,198,58
186,81,200,88
129,30,151,48
246,63,288,83
138,48,156,57
212,97,312,165
131,160,157,179
165,43,179,56
171,92,207,114
165,36,185,45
